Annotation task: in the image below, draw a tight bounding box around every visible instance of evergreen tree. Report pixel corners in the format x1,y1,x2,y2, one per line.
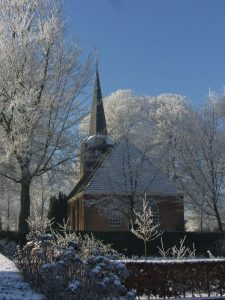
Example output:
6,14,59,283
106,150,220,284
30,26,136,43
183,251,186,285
47,192,68,227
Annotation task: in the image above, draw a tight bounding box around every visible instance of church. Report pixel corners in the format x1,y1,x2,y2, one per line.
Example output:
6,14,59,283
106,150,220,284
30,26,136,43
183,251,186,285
67,67,184,232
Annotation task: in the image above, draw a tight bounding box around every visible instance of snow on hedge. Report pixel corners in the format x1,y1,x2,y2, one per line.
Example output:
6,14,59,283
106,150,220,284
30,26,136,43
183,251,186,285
124,257,225,263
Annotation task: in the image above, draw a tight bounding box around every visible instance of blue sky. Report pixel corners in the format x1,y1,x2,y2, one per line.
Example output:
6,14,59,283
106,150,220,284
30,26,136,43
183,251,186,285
64,0,225,107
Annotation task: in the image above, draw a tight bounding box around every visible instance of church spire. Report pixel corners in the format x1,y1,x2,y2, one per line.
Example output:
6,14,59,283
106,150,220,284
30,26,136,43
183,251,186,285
89,64,107,136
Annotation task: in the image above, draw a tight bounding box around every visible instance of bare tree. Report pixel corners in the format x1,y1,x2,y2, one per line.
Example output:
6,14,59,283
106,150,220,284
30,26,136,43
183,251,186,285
31,176,51,217
178,94,225,232
131,196,162,257
0,0,92,232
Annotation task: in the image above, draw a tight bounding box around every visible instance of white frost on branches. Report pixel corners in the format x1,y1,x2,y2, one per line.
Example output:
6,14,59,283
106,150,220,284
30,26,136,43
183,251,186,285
131,196,162,257
0,0,92,231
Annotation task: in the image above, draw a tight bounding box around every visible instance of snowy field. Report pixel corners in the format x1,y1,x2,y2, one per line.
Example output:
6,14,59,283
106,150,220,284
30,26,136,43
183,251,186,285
0,253,43,300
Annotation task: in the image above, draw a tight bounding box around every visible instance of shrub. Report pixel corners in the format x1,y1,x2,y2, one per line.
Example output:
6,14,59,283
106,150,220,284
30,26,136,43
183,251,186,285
158,236,196,259
15,216,135,300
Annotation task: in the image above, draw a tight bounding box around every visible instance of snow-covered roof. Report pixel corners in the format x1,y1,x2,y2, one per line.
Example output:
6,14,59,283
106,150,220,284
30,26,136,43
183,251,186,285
85,135,114,145
70,138,182,198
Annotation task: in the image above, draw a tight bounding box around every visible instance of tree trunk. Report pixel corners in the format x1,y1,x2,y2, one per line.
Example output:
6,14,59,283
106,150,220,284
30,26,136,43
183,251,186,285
6,194,10,231
214,204,223,232
144,240,147,258
200,207,203,232
18,175,31,233
129,193,135,226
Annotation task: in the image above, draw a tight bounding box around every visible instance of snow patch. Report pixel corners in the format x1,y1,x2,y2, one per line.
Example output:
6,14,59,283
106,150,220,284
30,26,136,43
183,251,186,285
0,253,43,300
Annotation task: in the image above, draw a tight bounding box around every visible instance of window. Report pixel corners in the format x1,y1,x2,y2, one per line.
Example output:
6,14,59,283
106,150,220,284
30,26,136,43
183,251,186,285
109,212,121,226
95,149,101,158
148,199,159,226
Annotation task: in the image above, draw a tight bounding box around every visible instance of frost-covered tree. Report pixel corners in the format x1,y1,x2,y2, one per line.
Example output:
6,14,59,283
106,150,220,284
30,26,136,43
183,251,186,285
149,94,191,182
177,92,225,232
31,161,79,219
131,196,162,257
31,176,52,217
0,0,92,233
101,90,225,231
80,89,190,182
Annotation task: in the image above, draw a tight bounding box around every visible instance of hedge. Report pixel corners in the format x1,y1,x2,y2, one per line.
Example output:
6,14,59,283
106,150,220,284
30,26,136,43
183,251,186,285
75,231,224,257
1,230,224,257
124,259,225,298
0,231,26,245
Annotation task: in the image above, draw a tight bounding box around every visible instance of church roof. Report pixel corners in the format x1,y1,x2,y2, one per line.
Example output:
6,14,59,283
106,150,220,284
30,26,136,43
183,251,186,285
69,138,182,198
89,66,107,136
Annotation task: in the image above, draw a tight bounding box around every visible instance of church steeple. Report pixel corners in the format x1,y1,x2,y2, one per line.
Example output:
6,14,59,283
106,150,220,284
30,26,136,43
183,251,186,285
79,63,113,178
89,65,107,136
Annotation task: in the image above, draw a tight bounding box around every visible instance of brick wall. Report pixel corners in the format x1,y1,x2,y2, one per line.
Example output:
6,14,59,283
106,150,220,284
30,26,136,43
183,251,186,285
69,194,184,232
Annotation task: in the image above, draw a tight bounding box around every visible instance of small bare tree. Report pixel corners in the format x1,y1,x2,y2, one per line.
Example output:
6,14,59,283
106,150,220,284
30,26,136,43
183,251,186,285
131,196,162,258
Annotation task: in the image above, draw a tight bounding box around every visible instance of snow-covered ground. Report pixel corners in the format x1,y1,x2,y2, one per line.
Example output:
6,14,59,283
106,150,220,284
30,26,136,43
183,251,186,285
0,253,43,300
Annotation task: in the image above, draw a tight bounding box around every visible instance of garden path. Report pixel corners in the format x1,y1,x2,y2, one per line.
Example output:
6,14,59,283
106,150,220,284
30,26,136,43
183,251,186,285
0,253,43,300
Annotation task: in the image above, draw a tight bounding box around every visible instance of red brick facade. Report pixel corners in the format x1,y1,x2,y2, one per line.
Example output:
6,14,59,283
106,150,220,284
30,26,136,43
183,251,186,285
68,194,184,231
